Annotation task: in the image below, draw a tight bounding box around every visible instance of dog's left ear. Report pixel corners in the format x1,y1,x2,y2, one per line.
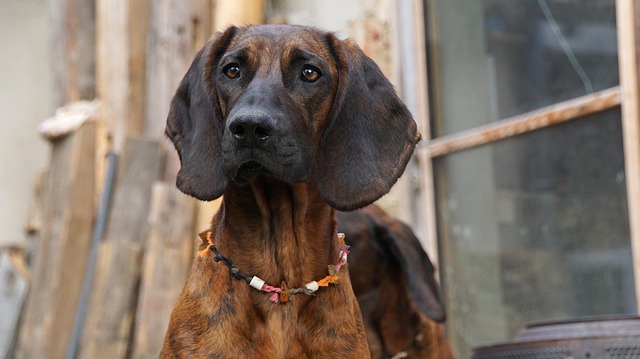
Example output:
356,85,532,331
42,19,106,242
165,27,238,201
316,35,420,211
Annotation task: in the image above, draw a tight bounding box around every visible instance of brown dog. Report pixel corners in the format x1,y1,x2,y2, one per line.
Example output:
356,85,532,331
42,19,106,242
161,24,419,358
338,206,454,359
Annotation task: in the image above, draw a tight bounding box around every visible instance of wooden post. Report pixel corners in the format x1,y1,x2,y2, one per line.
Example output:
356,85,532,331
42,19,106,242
131,183,197,359
78,138,165,359
213,0,265,31
144,0,212,183
616,0,640,311
144,0,212,141
48,0,96,107
15,123,97,359
393,0,439,268
96,0,151,151
138,3,210,357
13,2,97,357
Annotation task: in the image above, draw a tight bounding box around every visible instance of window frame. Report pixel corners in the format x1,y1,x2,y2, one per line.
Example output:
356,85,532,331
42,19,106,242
400,0,640,314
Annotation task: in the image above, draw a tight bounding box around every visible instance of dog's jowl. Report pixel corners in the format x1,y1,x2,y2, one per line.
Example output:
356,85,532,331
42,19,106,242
161,24,420,359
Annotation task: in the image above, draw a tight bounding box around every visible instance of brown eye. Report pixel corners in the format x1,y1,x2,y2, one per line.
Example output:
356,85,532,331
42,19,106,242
301,66,321,82
223,64,240,79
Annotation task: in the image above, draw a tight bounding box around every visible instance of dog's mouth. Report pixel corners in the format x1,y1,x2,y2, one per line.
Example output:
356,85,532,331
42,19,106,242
234,160,273,184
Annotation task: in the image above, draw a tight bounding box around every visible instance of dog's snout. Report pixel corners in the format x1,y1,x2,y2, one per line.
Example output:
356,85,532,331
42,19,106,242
228,115,275,146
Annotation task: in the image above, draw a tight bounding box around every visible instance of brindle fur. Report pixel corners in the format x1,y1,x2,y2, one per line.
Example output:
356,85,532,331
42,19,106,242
161,24,419,358
339,206,455,359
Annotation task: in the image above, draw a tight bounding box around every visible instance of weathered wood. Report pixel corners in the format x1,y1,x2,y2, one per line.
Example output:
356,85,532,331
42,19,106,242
144,0,210,140
213,0,265,31
96,0,150,151
395,0,440,270
15,123,97,359
128,0,151,142
107,139,166,247
425,86,621,157
0,249,29,359
144,0,212,182
14,2,97,354
78,241,143,359
616,0,640,311
48,0,96,107
79,138,165,359
131,183,197,359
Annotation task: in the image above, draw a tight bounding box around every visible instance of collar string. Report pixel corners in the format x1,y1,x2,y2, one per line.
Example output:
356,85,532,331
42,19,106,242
198,229,350,304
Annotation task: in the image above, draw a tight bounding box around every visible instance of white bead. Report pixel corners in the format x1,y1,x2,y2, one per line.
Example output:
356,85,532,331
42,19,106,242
304,281,319,292
249,276,265,291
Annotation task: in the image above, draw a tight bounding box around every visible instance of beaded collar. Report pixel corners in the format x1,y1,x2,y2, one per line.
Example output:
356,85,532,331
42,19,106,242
197,229,350,303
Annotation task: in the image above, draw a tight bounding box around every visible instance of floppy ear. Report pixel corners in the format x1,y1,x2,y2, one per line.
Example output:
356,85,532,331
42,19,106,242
377,221,445,322
316,36,420,211
165,27,238,201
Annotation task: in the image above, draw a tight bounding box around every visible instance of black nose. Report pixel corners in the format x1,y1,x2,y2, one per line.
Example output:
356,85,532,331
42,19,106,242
228,115,275,146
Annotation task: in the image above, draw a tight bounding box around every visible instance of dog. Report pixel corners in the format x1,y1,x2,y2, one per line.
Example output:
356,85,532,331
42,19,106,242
160,24,420,358
338,206,454,359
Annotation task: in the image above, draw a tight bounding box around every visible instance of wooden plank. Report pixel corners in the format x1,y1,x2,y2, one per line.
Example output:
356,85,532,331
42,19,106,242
409,0,440,276
96,0,132,151
393,0,440,272
108,139,166,246
15,123,97,359
79,241,143,359
191,0,213,52
131,183,197,359
65,152,118,359
48,0,96,107
0,249,29,359
78,138,165,359
616,0,640,311
129,0,151,141
96,0,150,151
213,0,265,31
144,0,212,182
425,87,621,158
144,0,211,141
14,1,96,354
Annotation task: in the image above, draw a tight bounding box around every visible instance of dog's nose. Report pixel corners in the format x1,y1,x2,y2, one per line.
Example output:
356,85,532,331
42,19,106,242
228,115,275,146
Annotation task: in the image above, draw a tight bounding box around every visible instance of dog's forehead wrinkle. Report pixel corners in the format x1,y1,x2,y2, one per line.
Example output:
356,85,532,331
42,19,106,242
233,26,327,59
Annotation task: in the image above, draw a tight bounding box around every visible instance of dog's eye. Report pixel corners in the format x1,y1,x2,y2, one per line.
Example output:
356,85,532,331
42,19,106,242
223,64,240,79
301,66,321,82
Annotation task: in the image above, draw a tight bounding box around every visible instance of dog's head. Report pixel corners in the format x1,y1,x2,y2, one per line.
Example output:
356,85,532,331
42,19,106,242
166,25,419,211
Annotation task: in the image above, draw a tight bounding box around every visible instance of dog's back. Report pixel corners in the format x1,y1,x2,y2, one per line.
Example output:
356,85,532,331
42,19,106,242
338,206,455,359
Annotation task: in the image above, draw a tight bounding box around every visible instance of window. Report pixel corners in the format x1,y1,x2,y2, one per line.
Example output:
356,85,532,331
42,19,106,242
410,0,640,357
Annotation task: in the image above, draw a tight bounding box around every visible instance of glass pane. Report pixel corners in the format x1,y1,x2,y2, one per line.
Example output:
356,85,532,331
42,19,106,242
427,0,618,137
434,110,634,357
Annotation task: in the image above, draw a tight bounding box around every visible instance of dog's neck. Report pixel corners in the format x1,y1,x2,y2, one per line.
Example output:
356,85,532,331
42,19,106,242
211,176,339,288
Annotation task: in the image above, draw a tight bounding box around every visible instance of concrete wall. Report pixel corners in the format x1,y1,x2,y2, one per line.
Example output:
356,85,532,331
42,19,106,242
0,0,51,246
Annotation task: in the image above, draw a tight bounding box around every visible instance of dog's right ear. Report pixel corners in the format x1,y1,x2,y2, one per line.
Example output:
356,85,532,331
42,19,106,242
165,27,238,201
377,221,446,322
316,35,420,211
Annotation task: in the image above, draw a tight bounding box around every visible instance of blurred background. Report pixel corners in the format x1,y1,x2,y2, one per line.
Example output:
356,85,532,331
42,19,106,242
1,0,640,358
